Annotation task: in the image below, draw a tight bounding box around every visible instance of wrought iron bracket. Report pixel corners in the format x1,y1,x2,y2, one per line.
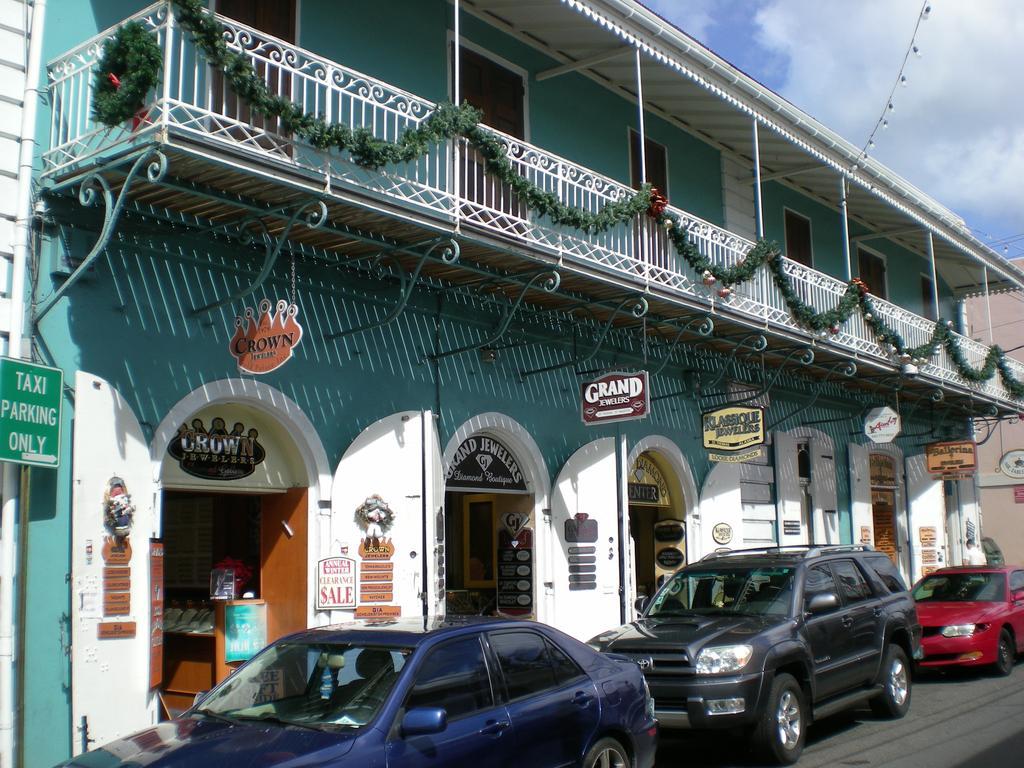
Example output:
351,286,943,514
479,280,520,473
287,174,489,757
767,360,857,430
35,148,168,324
519,295,648,380
428,270,560,361
648,315,715,377
326,238,460,340
727,346,815,407
190,198,329,315
697,333,769,393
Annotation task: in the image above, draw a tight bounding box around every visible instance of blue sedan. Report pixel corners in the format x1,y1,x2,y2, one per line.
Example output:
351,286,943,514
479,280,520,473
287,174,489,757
59,617,657,768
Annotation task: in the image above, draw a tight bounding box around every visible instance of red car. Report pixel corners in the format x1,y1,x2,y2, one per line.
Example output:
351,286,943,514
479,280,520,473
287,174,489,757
912,566,1024,676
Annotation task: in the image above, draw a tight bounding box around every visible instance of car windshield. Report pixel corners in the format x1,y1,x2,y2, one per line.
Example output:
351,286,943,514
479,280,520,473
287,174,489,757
913,573,1006,603
647,565,795,618
194,641,411,730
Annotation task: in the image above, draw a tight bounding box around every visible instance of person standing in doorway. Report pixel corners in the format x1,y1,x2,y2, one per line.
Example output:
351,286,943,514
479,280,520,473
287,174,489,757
964,538,987,566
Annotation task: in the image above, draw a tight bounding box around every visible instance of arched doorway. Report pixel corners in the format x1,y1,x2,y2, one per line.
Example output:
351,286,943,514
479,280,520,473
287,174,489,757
626,437,697,613
441,414,549,622
150,381,330,718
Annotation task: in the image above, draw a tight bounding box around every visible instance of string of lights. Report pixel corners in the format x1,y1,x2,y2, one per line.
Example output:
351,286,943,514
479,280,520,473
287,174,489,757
852,1,931,171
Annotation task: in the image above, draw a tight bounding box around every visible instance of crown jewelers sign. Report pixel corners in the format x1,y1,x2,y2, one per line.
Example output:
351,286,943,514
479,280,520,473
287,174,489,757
0,358,62,468
581,371,650,425
229,299,303,374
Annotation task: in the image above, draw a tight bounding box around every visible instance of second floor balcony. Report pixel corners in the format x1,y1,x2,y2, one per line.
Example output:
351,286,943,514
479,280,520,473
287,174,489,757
42,1,1024,413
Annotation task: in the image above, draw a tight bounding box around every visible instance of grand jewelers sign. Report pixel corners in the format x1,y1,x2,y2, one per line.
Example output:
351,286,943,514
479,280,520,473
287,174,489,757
446,436,528,492
581,371,649,425
702,406,765,452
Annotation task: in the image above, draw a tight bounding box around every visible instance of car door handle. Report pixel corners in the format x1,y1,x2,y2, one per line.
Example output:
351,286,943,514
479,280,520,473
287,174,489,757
479,719,511,736
841,616,854,628
572,691,594,707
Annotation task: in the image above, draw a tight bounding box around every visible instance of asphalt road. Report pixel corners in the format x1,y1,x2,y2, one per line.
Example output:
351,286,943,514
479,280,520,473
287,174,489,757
654,660,1024,767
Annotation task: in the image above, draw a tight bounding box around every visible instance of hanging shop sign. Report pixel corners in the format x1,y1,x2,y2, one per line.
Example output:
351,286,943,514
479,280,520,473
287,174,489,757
224,601,267,663
702,406,764,452
316,556,357,610
167,417,267,481
869,453,897,486
0,357,63,468
445,436,527,492
998,450,1024,479
864,406,901,444
581,371,650,425
229,298,303,375
925,440,977,477
628,454,671,506
497,527,534,616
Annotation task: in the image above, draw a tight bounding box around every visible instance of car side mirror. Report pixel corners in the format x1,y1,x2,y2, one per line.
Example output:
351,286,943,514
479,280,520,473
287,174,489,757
1013,589,1024,604
806,592,840,614
634,595,649,614
401,707,448,737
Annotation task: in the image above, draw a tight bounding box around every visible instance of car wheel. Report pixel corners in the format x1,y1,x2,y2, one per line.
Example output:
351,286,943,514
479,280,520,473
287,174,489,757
993,629,1014,677
751,672,805,765
870,644,911,718
583,737,629,768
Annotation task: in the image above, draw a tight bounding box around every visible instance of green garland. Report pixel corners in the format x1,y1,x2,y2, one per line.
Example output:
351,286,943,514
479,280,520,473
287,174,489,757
92,21,163,126
90,0,1024,400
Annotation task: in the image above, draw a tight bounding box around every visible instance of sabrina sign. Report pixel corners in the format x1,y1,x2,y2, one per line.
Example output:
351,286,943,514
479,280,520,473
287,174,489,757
581,371,650,425
229,298,303,374
864,406,901,444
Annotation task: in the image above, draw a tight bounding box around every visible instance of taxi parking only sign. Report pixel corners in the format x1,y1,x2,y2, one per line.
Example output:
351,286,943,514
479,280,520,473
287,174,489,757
0,358,62,468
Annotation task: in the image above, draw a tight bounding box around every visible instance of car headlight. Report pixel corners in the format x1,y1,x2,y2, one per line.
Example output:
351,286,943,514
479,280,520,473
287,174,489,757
695,644,753,674
940,624,978,638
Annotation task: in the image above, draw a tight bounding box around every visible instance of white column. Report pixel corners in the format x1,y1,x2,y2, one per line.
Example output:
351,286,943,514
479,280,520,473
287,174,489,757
634,47,647,185
752,120,764,239
926,231,939,318
839,177,852,280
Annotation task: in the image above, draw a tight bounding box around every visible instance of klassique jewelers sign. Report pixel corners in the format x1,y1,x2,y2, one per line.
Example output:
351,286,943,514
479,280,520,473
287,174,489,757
702,406,765,452
581,371,650,425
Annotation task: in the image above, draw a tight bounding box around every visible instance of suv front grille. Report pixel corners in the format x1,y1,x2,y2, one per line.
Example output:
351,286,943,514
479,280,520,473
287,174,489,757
613,646,693,675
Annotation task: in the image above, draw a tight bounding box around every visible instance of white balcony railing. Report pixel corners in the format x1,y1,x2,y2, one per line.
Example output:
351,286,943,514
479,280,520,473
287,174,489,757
44,2,1024,405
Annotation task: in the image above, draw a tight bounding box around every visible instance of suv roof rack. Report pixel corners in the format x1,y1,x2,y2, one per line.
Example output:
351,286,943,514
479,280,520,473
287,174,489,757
700,544,874,561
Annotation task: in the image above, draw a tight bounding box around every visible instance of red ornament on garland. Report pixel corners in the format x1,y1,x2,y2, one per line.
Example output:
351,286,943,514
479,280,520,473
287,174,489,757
850,277,869,296
107,72,121,89
830,325,840,334
717,287,732,299
646,187,669,219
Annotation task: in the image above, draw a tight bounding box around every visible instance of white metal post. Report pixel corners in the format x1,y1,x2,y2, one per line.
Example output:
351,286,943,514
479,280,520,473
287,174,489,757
984,267,994,346
839,177,852,281
752,119,764,239
452,0,461,226
634,47,647,185
926,231,939,319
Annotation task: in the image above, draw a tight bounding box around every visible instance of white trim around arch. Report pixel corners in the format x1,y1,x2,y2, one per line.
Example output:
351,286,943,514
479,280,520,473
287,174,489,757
627,435,700,561
441,412,552,621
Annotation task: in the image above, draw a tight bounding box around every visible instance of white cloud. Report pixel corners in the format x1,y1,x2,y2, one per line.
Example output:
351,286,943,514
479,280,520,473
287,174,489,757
643,0,1024,252
751,0,1024,246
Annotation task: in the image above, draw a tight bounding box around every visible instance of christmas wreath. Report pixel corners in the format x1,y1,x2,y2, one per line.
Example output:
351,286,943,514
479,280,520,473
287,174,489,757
92,21,162,127
355,495,395,540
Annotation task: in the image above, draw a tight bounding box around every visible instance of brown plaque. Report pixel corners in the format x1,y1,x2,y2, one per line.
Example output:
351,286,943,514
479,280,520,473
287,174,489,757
98,621,137,639
360,572,392,583
104,592,131,616
354,605,402,618
919,527,937,546
920,549,938,564
103,567,131,593
360,562,394,573
358,589,394,603
102,537,133,565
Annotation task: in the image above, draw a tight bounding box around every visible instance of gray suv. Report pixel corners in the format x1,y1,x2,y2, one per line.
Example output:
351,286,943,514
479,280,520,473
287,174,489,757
588,545,922,764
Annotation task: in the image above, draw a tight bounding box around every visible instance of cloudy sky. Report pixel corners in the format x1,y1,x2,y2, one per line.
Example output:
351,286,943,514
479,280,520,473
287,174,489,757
640,0,1024,261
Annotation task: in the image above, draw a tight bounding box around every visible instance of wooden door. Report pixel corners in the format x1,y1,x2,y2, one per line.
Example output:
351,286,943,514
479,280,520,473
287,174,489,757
212,0,296,140
872,491,898,563
261,488,308,644
858,248,888,300
457,47,525,216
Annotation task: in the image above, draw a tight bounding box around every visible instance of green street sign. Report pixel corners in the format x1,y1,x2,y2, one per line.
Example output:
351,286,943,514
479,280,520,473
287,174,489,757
0,357,63,468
